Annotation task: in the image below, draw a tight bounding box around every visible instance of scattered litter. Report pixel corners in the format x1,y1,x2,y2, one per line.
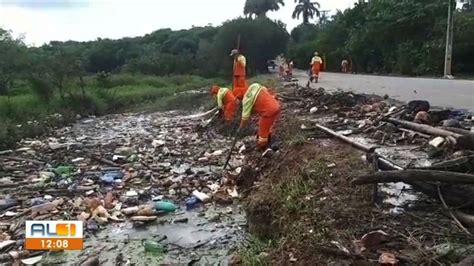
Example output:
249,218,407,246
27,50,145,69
21,255,43,265
378,252,399,265
429,137,445,147
185,196,200,210
192,190,210,202
154,201,177,212
143,239,165,255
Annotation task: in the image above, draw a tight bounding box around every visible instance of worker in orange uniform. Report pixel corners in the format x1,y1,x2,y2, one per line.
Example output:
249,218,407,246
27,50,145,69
239,83,280,151
230,49,247,99
307,51,323,87
211,85,238,122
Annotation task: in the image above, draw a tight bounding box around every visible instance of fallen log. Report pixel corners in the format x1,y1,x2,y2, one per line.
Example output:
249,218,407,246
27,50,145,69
315,124,376,153
454,211,474,227
385,118,461,138
352,170,474,185
398,128,431,139
409,182,474,209
366,153,404,171
420,155,474,173
386,118,474,150
440,127,474,137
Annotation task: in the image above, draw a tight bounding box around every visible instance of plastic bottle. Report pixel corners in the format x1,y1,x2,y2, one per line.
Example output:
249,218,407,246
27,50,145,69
143,239,164,255
185,196,199,210
154,201,177,212
100,171,124,184
53,165,74,177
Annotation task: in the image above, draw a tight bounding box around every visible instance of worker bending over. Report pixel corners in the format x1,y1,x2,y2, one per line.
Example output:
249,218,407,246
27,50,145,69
211,85,238,122
307,51,323,87
240,83,280,150
230,49,247,96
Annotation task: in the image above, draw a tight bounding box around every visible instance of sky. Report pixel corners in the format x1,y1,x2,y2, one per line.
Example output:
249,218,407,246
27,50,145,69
0,0,356,46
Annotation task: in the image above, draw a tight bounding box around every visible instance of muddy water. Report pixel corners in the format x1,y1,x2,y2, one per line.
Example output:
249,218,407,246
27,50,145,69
43,205,246,265
33,110,247,265
350,136,430,213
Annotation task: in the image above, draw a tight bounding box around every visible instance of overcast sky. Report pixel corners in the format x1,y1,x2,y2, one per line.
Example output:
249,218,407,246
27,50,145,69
0,0,356,46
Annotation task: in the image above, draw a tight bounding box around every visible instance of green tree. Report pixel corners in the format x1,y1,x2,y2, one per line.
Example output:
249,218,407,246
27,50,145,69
0,28,27,97
292,0,321,25
244,0,285,18
212,18,289,75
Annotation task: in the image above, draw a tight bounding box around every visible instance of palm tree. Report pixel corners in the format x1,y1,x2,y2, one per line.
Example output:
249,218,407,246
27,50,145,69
292,0,321,24
244,0,285,19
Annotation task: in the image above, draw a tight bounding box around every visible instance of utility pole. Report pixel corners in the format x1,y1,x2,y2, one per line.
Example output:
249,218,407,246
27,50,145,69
444,0,454,78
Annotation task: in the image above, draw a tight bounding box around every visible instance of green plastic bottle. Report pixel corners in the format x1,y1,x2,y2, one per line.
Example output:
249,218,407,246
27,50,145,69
53,165,74,177
143,240,164,255
154,201,177,212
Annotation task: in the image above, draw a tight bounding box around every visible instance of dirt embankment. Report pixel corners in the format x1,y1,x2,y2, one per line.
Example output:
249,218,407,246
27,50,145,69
236,85,473,265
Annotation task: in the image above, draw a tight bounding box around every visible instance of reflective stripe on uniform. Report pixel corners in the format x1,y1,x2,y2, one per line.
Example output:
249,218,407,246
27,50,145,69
237,55,246,67
258,137,268,143
216,87,229,108
311,56,322,65
242,83,263,120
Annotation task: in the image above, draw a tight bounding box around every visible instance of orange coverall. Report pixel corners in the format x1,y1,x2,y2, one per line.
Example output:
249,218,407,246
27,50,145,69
311,56,322,77
241,83,280,149
233,54,247,94
211,86,237,122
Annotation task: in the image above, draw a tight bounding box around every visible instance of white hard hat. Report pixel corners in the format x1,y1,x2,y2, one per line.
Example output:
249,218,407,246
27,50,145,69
230,49,239,56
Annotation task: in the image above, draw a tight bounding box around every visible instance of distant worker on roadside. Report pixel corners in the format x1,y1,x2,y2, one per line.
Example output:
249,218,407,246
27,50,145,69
279,62,285,79
239,83,280,151
307,51,323,87
230,49,247,99
341,59,349,73
210,85,238,122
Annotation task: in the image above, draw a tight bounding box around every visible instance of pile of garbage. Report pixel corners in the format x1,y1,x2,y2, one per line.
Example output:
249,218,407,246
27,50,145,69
282,86,473,155
280,84,474,226
0,110,247,264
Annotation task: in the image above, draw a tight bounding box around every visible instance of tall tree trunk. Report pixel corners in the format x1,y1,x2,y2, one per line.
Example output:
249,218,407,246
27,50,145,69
79,76,86,100
303,9,309,24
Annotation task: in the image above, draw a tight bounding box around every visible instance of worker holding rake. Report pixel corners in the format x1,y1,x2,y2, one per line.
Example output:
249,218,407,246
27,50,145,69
239,83,280,151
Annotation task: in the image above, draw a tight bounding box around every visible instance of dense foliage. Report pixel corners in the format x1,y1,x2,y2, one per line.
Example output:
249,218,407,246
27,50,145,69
244,0,285,18
292,0,321,25
289,0,474,76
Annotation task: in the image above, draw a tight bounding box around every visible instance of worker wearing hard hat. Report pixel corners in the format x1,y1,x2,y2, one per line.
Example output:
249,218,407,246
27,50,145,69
210,85,238,122
307,51,323,87
230,49,247,99
239,83,280,151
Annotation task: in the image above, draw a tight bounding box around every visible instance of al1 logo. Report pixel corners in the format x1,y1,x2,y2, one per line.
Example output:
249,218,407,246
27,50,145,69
25,221,83,250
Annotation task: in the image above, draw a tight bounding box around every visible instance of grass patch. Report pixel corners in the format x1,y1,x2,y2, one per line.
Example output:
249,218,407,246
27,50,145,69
275,161,329,213
239,237,273,266
244,140,371,264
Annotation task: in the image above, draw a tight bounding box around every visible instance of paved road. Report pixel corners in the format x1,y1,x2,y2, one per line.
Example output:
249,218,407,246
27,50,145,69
292,70,474,112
